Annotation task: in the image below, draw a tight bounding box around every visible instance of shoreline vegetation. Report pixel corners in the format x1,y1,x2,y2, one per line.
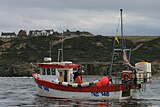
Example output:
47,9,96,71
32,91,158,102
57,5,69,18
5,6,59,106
0,34,160,77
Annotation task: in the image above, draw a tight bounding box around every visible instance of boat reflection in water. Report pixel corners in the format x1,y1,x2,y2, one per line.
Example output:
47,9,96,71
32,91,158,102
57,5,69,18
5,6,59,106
32,95,149,107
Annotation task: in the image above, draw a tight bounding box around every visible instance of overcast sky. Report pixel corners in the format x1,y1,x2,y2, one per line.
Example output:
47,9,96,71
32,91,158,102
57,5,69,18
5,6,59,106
0,0,160,36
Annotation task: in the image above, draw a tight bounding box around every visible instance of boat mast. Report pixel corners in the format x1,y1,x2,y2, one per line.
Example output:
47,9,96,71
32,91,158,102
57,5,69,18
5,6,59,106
49,42,52,59
109,9,127,77
61,31,64,63
58,32,64,62
120,9,124,49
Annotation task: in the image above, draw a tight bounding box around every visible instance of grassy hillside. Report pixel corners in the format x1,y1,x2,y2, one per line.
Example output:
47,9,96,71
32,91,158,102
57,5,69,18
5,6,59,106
123,36,158,43
132,37,160,61
0,35,160,76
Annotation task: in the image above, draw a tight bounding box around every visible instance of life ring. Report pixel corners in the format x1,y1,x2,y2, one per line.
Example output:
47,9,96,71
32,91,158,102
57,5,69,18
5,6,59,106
122,72,132,80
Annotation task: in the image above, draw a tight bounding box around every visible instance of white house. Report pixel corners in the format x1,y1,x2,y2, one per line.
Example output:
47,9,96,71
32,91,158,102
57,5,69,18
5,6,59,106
1,32,17,38
29,29,54,36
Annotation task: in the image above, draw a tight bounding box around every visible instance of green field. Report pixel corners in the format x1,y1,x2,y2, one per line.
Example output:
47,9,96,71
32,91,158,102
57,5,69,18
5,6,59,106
113,36,159,43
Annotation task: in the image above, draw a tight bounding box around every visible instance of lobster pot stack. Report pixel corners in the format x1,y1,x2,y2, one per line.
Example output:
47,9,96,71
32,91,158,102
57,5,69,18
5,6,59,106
135,62,152,83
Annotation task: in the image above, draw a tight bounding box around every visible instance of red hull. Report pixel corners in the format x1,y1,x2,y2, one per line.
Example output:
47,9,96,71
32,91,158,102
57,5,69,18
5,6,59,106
32,72,141,92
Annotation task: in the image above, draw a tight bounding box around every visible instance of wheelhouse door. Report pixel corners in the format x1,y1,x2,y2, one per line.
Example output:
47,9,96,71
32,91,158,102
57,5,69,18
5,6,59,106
58,70,64,82
58,70,68,82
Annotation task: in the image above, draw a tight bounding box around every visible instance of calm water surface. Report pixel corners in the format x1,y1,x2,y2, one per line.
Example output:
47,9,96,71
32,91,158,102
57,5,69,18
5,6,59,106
0,76,160,107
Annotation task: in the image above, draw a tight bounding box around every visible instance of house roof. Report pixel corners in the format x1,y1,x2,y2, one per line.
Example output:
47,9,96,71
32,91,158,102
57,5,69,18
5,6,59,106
1,32,16,36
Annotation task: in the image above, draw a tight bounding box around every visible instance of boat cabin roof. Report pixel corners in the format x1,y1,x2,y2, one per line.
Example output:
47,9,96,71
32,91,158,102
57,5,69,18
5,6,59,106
37,62,79,69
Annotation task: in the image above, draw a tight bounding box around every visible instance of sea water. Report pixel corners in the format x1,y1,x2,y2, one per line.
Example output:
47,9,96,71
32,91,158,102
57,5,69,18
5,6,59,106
0,76,160,107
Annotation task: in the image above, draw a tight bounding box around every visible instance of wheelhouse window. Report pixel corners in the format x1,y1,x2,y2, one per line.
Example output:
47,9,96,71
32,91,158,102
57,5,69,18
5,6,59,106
47,68,51,75
73,68,77,71
51,68,56,75
40,68,56,75
42,68,46,75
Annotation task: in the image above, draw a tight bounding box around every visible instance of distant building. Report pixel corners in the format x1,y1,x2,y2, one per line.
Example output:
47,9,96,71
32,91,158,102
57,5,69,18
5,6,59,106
29,29,54,36
1,32,17,38
63,30,94,36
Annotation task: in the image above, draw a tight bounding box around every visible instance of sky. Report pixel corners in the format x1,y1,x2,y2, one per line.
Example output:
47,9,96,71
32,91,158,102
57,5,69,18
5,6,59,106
0,0,160,36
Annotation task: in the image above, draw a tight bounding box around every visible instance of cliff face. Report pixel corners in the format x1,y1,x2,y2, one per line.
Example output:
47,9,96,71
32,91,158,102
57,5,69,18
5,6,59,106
0,35,159,76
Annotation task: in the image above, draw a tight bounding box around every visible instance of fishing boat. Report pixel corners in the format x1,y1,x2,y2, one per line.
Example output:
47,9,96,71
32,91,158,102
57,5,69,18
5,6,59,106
32,9,150,100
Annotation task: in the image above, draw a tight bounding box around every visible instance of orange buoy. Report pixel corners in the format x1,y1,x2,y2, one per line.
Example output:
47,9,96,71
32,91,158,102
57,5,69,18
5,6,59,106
75,76,82,84
96,81,102,88
100,76,109,85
